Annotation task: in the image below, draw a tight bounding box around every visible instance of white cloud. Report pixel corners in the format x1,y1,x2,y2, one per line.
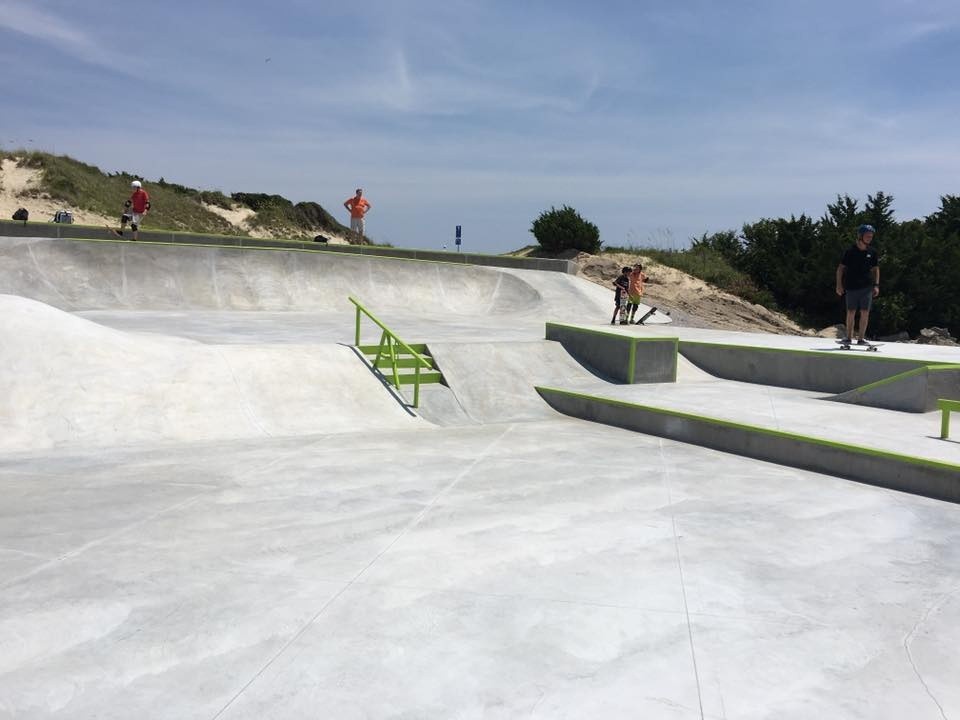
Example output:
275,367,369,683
0,0,117,68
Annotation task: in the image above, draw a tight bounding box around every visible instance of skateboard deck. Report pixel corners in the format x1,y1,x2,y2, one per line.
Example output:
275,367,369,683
634,307,658,325
617,293,630,324
835,339,883,352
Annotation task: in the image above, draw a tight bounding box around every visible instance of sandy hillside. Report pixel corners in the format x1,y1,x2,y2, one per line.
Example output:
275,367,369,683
200,202,352,244
575,251,813,335
0,159,115,226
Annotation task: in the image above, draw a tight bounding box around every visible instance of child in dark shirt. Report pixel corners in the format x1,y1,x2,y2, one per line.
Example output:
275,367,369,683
611,266,631,325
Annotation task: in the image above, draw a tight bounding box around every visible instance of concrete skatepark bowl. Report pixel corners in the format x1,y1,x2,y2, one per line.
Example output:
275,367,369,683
1,236,959,719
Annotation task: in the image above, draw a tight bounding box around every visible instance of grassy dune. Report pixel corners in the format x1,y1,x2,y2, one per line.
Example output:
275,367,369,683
1,151,351,239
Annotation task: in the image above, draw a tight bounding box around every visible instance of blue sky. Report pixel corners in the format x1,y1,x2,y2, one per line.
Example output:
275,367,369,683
2,0,958,252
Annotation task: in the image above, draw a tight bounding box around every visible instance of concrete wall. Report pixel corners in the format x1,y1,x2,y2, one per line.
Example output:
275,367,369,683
536,387,960,504
680,341,933,394
829,365,960,413
545,323,677,384
0,220,578,275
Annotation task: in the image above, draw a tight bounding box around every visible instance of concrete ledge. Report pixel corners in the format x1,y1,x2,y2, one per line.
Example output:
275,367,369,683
679,340,943,393
829,365,960,413
545,323,677,383
536,386,960,504
0,220,578,275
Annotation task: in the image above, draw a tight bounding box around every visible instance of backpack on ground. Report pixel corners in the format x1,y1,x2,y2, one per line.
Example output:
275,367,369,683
52,210,74,224
12,208,29,225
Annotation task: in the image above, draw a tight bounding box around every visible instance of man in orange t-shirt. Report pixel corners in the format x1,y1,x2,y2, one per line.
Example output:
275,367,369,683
627,263,648,323
343,188,371,243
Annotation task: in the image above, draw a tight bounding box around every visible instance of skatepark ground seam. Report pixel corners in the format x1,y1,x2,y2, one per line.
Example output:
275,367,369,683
208,423,516,719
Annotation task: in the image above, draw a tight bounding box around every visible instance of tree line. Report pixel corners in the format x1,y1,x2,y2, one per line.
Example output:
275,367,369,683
692,193,960,336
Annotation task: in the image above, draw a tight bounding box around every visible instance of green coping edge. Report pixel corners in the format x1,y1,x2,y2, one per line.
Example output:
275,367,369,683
536,385,960,472
53,235,485,269
680,339,959,366
545,322,678,342
846,364,960,394
6,222,573,271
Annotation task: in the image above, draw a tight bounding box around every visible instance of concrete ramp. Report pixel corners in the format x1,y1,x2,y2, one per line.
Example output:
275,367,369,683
0,295,421,452
0,237,541,314
424,341,605,423
676,354,721,383
827,364,960,413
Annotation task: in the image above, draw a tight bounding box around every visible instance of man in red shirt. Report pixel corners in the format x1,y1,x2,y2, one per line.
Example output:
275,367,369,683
343,188,371,243
119,180,151,240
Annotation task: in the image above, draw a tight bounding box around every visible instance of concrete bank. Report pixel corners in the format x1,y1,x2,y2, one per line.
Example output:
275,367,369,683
0,220,578,274
536,386,960,503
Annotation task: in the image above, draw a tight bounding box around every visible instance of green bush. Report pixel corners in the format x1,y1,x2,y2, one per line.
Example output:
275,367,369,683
531,205,601,254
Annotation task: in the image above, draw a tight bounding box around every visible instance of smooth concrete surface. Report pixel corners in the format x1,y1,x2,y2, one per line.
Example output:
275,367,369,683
3,422,960,719
1,237,668,345
0,295,420,452
3,236,960,717
538,386,960,503
423,341,606,424
538,373,960,466
829,365,960,413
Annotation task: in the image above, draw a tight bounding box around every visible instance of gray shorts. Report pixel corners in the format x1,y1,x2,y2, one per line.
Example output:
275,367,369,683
845,286,873,311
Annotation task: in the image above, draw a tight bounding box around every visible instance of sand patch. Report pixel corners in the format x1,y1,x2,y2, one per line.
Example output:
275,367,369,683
0,158,116,227
200,200,352,245
200,202,256,229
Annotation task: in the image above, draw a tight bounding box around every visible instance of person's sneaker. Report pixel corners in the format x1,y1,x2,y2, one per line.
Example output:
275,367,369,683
857,338,868,345
841,337,852,345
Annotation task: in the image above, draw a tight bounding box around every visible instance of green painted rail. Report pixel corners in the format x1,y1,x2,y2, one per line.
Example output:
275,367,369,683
939,398,960,439
349,296,437,407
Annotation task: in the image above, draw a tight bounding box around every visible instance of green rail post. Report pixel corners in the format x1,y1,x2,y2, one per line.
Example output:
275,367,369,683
414,363,421,408
939,399,959,439
355,304,362,346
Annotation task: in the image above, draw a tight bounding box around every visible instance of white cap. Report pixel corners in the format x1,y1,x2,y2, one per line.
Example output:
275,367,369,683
131,180,142,189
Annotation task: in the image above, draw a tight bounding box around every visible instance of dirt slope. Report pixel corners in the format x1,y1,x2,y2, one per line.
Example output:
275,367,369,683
576,251,813,335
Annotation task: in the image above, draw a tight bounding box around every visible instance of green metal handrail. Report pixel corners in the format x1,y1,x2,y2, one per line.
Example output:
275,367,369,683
349,295,433,407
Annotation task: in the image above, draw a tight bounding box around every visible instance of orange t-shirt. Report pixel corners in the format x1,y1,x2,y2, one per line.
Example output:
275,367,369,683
628,270,646,296
345,196,370,219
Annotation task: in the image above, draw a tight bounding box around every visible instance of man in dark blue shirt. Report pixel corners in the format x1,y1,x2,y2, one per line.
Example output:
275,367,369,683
835,224,880,344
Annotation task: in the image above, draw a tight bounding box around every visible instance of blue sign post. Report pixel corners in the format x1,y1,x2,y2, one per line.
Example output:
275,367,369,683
455,225,462,252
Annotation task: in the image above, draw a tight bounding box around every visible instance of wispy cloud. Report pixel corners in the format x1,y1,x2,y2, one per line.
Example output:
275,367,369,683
2,0,957,252
0,0,119,69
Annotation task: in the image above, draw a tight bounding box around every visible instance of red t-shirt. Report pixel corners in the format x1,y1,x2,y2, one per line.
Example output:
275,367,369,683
345,196,369,219
130,189,150,214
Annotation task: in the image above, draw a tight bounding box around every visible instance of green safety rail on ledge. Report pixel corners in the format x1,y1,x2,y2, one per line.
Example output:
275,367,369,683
349,296,440,408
